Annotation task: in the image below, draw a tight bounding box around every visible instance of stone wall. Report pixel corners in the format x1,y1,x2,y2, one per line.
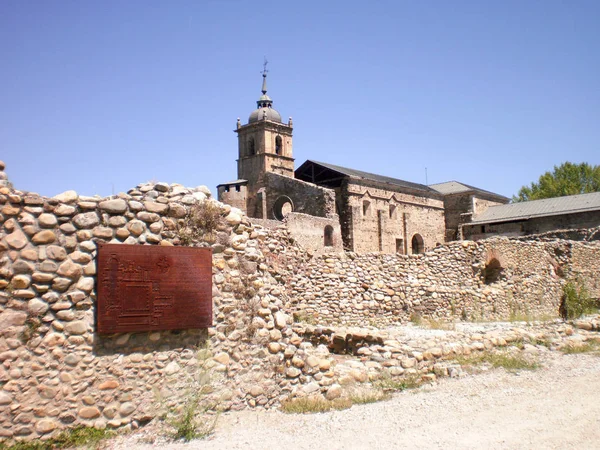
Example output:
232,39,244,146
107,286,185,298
0,171,340,441
288,238,600,327
283,213,343,256
341,180,445,254
264,172,336,219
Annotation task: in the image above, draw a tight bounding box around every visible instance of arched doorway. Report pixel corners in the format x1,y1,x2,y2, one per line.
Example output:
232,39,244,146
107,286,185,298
411,234,424,254
324,225,334,247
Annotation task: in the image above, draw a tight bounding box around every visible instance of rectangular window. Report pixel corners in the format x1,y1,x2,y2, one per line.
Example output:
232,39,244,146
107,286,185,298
389,204,396,219
396,239,404,254
362,200,371,216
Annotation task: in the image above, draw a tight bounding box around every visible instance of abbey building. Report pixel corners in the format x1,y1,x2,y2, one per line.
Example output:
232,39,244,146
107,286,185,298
217,70,512,254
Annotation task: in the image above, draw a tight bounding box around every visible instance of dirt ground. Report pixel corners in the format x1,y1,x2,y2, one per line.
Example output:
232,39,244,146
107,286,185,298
105,351,600,450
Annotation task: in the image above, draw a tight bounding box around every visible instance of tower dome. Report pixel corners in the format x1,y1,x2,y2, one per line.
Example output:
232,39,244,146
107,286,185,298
248,69,282,123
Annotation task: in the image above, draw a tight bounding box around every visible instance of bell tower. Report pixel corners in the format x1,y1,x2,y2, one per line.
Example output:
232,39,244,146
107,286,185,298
234,61,294,188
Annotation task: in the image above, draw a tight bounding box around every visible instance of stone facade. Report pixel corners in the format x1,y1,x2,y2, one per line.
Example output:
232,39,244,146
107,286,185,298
338,179,445,254
219,73,510,255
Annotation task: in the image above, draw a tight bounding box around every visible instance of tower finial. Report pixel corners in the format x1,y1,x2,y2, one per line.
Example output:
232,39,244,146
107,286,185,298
261,57,268,94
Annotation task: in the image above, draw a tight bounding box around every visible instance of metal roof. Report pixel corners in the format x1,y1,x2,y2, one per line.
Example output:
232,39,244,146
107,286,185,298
429,181,509,201
302,160,438,194
470,191,600,224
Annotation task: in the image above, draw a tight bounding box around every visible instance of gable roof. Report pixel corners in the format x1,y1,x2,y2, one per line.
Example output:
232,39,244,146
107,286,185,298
470,191,600,225
429,181,509,201
296,160,438,194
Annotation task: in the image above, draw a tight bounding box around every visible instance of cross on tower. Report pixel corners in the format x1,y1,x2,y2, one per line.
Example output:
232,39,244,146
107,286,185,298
262,57,269,76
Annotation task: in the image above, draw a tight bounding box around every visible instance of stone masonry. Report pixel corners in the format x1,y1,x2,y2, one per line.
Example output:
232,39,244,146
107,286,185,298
1,159,599,442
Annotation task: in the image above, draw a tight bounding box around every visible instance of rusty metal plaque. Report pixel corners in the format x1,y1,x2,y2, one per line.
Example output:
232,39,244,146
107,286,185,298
97,244,212,334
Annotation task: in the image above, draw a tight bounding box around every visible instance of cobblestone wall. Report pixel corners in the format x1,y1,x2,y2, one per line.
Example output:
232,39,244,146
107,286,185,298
289,238,600,327
0,164,333,440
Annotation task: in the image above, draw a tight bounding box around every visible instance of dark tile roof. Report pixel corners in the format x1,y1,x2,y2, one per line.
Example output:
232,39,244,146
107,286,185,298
303,160,438,194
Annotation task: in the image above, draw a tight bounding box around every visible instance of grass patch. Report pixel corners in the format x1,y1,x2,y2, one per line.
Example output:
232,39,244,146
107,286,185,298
281,388,390,414
155,345,219,442
560,341,600,355
426,318,455,330
560,280,596,320
280,396,352,414
0,426,114,450
455,351,539,372
376,374,423,392
349,389,389,405
177,201,224,245
409,312,422,326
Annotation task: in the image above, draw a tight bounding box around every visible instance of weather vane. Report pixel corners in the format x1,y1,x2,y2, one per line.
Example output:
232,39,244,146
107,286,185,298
262,57,269,76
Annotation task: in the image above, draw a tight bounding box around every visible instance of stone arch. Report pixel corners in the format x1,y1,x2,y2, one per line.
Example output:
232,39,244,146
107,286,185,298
324,225,334,247
411,233,424,254
273,196,293,221
275,135,282,155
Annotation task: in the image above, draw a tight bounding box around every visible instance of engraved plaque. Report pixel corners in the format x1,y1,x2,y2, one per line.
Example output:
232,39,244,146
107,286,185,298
97,243,212,334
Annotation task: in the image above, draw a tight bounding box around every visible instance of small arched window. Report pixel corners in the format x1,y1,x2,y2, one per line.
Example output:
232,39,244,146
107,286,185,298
248,138,255,156
324,225,334,247
275,136,282,155
411,234,424,254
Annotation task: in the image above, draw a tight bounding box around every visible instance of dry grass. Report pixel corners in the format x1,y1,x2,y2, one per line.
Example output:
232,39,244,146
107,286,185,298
280,396,352,414
455,351,539,372
560,341,600,355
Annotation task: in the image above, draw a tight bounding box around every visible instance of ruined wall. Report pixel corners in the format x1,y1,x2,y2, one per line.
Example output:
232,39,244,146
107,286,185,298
289,238,600,327
0,169,344,441
264,172,336,220
283,213,343,256
570,242,600,298
342,181,445,254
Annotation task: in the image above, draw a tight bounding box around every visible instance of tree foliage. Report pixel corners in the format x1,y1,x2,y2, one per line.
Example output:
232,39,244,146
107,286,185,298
513,162,600,202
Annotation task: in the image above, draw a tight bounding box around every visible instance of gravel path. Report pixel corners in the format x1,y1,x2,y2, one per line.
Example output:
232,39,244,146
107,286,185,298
106,352,600,450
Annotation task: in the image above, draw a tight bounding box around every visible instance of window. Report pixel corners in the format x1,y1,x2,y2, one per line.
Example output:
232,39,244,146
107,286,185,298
389,204,396,219
396,238,404,254
273,196,294,221
248,138,255,156
275,136,282,155
324,225,334,247
362,200,371,216
411,234,424,254
235,185,240,192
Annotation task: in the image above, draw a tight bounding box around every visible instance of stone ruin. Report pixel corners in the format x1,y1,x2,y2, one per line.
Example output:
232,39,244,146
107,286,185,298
0,160,599,442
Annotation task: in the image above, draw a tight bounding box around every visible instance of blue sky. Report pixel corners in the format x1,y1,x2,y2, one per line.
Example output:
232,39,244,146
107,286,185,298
2,0,599,199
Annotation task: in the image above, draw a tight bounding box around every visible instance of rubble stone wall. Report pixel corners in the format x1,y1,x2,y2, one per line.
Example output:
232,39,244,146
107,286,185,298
289,238,600,327
0,170,329,441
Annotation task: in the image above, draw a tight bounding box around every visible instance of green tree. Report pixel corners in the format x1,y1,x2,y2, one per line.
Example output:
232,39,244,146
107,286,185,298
513,162,600,202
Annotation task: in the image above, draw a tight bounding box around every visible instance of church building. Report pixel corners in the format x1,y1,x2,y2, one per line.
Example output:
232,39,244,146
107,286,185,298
218,68,509,254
